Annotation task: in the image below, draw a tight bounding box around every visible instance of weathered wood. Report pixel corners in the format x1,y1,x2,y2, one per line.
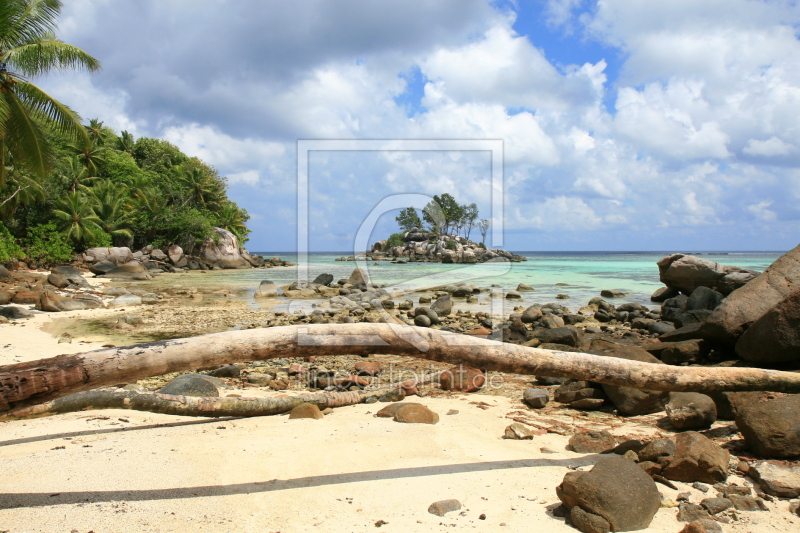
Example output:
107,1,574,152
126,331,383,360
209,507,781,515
2,323,799,414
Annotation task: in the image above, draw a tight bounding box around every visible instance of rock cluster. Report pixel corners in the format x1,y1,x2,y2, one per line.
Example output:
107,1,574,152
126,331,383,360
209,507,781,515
369,229,526,264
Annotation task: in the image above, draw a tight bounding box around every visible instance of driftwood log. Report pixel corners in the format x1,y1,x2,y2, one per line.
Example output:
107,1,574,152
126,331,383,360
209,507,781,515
2,323,800,416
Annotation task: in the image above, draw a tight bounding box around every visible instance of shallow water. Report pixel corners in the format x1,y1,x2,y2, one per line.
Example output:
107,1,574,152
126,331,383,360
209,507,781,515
118,251,784,313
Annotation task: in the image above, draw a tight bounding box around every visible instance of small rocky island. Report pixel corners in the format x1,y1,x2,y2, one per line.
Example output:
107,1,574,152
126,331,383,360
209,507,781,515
368,228,526,264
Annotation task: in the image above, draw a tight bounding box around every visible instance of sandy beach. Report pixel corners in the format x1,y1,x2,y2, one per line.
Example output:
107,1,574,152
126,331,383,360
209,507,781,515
1,271,798,533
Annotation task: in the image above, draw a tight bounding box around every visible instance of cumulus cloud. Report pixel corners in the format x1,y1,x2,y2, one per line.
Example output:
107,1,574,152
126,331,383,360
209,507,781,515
39,0,800,251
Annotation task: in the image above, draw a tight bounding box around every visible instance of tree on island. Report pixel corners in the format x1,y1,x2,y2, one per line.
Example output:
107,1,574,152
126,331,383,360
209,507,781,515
478,218,489,245
395,206,421,232
461,202,478,240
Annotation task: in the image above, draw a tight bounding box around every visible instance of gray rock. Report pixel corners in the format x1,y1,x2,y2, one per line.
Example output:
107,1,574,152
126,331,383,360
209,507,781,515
700,497,732,515
521,304,543,324
312,273,334,285
108,294,143,308
685,286,724,312
430,294,452,316
638,438,676,462
533,325,581,347
523,387,549,408
414,314,431,327
428,499,462,516
517,283,534,291
600,289,628,298
159,375,220,397
89,260,117,275
677,504,712,522
255,280,278,298
556,455,661,532
594,346,669,416
651,286,680,302
207,365,240,378
101,261,153,280
0,305,33,319
199,228,250,269
648,321,676,335
0,264,10,282
667,392,717,430
657,253,757,295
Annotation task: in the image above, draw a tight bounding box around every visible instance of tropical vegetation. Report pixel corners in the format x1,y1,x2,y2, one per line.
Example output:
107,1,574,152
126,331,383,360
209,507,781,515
395,194,483,241
0,1,250,266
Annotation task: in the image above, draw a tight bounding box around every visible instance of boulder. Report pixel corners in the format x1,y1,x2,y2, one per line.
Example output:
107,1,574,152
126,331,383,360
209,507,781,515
88,260,117,276
428,499,461,517
662,432,730,484
659,340,706,365
522,387,549,409
376,402,422,418
749,462,800,498
11,289,40,304
100,261,153,280
532,325,581,347
0,264,9,282
554,381,606,404
159,375,220,397
0,289,11,305
666,393,717,430
651,286,680,302
167,244,184,265
600,289,628,298
684,286,724,312
657,253,758,295
430,294,452,316
517,283,534,291
504,423,534,440
735,394,800,458
150,249,167,261
393,404,439,424
521,305,543,324
198,227,251,269
288,403,324,420
84,247,133,265
556,455,661,533
36,290,90,312
440,365,485,392
735,288,800,363
595,346,669,415
0,305,33,319
701,243,800,346
568,430,616,454
347,268,369,286
313,273,334,285
46,273,69,289
108,294,143,308
254,280,278,298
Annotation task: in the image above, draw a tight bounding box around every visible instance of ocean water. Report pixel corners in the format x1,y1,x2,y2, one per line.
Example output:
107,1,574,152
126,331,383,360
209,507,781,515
179,251,784,312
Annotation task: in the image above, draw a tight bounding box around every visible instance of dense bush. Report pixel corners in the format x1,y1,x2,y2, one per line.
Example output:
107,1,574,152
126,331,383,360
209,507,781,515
383,232,404,251
0,223,23,263
445,238,457,250
22,223,75,266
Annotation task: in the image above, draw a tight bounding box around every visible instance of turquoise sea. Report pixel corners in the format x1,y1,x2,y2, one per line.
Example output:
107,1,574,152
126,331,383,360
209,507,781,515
184,251,785,312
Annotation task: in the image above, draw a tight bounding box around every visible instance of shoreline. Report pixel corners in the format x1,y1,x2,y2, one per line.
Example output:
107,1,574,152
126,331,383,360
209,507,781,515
1,262,799,533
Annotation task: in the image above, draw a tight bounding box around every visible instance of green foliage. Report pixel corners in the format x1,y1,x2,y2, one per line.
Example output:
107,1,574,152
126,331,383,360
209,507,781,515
0,221,23,262
445,238,457,250
22,222,74,265
478,242,486,249
383,232,404,251
395,207,421,232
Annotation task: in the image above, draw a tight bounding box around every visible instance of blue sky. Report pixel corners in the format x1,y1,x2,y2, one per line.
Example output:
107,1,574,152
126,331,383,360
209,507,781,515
42,0,800,252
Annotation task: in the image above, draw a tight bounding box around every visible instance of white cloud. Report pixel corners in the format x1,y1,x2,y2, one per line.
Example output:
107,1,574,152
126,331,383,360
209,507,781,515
743,136,794,157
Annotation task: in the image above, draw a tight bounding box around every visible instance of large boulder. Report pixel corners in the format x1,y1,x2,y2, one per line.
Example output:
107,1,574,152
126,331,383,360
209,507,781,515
556,455,661,533
666,392,717,430
0,264,10,282
662,432,729,484
100,261,152,280
532,326,582,347
254,280,278,298
657,253,758,296
198,227,250,269
167,244,185,266
700,244,800,346
36,290,90,312
735,394,800,458
83,247,133,265
430,294,453,316
594,345,669,415
347,268,370,286
735,288,800,363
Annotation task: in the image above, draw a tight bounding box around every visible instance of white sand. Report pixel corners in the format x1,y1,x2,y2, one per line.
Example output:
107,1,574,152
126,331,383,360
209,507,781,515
1,287,798,532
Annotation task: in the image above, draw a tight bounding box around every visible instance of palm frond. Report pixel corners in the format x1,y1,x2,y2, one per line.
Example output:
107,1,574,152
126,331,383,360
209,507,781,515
12,80,84,139
5,38,101,77
0,86,51,178
0,1,61,49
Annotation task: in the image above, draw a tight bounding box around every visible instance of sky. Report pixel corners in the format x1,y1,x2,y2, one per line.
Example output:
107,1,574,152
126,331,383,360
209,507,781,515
39,0,800,252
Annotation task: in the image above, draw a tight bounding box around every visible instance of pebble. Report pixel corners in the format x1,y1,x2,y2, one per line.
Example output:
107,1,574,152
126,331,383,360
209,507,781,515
428,499,462,517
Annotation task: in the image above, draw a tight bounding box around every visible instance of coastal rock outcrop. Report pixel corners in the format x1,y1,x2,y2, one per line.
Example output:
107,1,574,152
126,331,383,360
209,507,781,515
657,253,758,296
735,394,800,458
83,247,133,265
735,288,800,363
199,227,251,269
700,243,800,346
370,230,525,264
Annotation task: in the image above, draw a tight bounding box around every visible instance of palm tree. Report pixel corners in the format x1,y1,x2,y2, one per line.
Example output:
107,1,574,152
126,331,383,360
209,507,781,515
116,130,134,155
178,166,224,210
0,0,101,187
87,178,133,243
215,201,250,242
85,118,104,145
68,137,108,175
52,189,102,244
59,155,98,191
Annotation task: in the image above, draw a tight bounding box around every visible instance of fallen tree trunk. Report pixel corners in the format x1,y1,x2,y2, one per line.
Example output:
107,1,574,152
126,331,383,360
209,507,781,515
0,369,444,421
2,323,799,414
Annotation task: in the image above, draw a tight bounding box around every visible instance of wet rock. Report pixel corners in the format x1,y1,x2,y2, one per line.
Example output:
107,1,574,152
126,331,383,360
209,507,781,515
736,394,800,458
428,499,461,517
505,290,522,299
347,268,370,286
662,432,729,484
288,403,324,419
568,430,616,454
430,294,452,316
440,365,485,392
414,314,431,327
666,392,717,430
255,280,278,298
393,404,439,424
312,273,334,285
600,289,628,298
503,423,533,440
522,387,549,408
517,283,534,291
556,455,660,533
